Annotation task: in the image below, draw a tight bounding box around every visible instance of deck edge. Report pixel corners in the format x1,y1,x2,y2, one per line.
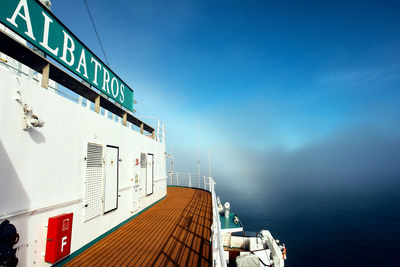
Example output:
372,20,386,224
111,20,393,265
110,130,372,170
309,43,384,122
167,185,212,194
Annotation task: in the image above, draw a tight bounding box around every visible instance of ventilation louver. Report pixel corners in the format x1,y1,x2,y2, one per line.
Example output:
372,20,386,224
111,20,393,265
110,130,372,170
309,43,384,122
140,153,146,168
84,143,103,222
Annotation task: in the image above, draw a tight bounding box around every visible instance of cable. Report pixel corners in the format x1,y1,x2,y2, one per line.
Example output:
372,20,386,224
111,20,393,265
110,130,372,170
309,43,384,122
83,0,110,66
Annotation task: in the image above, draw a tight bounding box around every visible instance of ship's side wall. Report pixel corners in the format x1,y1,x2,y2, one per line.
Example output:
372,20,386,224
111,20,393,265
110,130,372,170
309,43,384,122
0,67,167,266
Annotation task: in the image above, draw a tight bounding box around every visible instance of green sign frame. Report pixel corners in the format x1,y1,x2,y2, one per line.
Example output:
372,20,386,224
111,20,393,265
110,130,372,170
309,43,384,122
0,0,134,111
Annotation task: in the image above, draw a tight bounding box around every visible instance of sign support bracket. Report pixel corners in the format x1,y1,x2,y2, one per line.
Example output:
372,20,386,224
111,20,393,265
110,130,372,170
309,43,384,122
94,96,101,113
41,63,50,89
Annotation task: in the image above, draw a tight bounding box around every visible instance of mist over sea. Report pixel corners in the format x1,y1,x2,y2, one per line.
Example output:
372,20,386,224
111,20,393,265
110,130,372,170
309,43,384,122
174,124,400,266
217,182,400,267
205,126,400,266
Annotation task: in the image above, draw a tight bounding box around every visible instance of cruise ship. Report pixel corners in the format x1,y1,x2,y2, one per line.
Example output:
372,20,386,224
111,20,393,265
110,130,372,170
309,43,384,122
0,0,286,266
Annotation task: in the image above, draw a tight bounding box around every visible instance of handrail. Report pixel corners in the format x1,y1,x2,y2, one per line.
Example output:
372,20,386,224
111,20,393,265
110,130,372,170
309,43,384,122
210,178,227,267
0,199,83,220
0,30,155,134
168,173,210,191
0,40,166,143
136,116,166,143
167,173,227,267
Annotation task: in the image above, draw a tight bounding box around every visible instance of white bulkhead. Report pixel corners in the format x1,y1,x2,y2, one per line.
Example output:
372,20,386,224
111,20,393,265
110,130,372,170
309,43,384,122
0,64,167,266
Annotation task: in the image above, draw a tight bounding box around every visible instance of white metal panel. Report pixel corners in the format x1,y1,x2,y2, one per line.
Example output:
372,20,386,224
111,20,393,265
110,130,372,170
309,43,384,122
104,146,119,213
146,154,154,195
0,67,167,266
84,143,103,222
132,174,140,212
130,153,140,213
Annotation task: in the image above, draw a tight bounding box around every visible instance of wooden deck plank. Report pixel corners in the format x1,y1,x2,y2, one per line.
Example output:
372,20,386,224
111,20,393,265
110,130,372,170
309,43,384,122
84,190,191,266
64,187,212,266
72,207,163,265
112,200,185,265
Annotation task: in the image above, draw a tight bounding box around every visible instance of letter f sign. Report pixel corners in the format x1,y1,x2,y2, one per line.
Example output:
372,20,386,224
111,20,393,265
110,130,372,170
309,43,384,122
61,236,68,252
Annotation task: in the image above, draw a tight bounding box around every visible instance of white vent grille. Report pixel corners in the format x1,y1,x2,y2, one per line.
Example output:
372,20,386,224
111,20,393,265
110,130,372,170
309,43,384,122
140,153,146,168
84,143,103,222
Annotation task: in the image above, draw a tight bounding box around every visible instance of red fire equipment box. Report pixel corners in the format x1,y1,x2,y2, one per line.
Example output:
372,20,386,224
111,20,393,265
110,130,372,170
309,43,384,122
44,213,73,263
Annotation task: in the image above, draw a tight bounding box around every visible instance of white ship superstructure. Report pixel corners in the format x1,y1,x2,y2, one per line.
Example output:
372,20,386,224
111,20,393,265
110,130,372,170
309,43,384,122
0,0,286,266
0,31,167,267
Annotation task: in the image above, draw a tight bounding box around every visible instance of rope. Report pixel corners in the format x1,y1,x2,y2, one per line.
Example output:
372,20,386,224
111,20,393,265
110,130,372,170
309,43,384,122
83,0,110,66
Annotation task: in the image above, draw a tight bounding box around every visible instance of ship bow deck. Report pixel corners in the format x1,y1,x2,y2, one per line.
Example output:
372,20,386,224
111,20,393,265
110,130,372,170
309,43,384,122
62,187,212,266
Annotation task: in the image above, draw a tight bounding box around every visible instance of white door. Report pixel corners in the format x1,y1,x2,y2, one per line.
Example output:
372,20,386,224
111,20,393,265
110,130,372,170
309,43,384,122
146,154,154,195
104,146,119,213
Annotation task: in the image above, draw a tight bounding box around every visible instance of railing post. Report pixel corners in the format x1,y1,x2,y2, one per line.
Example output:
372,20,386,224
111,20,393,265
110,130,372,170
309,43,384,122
162,124,165,143
157,120,160,141
17,61,21,77
189,173,191,188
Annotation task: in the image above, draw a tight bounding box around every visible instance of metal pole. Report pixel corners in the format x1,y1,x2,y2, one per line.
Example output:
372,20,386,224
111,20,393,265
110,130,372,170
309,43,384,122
157,120,160,141
198,160,200,187
169,156,173,175
162,124,165,143
171,156,174,174
208,149,212,178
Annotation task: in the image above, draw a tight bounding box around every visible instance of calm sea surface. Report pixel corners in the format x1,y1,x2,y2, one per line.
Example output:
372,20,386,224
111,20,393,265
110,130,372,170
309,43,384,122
218,185,400,267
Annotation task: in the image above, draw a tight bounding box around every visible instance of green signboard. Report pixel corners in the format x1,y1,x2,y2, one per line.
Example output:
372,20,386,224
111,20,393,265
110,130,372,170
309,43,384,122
0,0,134,111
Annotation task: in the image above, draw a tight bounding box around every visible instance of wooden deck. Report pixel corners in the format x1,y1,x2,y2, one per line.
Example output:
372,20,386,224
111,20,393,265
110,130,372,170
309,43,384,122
64,187,212,266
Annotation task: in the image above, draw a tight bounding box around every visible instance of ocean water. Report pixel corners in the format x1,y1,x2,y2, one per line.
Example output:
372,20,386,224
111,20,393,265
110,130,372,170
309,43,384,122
218,185,400,267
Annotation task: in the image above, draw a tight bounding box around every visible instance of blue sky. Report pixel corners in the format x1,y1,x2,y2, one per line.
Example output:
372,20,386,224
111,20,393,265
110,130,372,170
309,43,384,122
53,0,400,190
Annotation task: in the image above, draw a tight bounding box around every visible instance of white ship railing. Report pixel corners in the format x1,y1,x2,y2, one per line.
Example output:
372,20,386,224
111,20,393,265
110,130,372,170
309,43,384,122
0,33,165,143
167,173,227,267
136,116,166,143
168,172,210,191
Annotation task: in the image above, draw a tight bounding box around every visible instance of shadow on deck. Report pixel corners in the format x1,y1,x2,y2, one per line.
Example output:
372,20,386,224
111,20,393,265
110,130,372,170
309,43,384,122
64,187,212,266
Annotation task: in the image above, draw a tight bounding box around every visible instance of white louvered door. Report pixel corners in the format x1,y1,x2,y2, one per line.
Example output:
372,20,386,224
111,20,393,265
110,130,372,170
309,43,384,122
83,143,103,222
